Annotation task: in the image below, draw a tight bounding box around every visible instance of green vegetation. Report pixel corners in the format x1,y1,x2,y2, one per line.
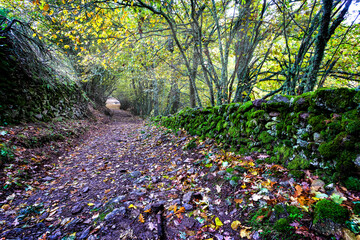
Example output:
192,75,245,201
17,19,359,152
313,199,350,224
155,88,360,178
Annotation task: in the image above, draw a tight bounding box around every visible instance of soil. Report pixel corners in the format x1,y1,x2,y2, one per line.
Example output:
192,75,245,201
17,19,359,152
0,110,357,240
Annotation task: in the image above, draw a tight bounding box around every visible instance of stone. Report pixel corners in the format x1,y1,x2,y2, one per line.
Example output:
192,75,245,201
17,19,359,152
268,95,290,104
104,207,126,222
108,195,126,205
39,212,49,220
48,230,61,240
183,191,193,204
78,226,91,240
64,218,81,231
209,165,218,172
299,112,310,120
71,204,84,214
313,218,341,236
297,139,308,148
354,155,360,170
252,99,267,108
183,203,193,211
325,183,334,191
313,132,321,142
41,176,54,181
311,179,326,192
130,171,141,178
82,186,89,193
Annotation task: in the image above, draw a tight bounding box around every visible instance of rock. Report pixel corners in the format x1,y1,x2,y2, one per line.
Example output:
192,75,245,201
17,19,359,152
82,186,89,193
71,204,84,214
34,114,43,120
104,207,126,222
269,112,280,117
252,99,267,108
64,218,81,231
130,189,146,197
171,199,181,205
311,179,326,192
354,155,360,170
297,139,308,148
183,203,193,211
39,212,49,220
41,176,54,181
48,230,61,240
217,170,226,176
313,218,342,236
130,171,141,178
187,168,195,174
325,183,334,191
268,95,290,104
108,195,126,205
313,132,321,142
209,165,218,172
183,191,193,204
78,226,91,240
299,112,310,120
87,235,96,240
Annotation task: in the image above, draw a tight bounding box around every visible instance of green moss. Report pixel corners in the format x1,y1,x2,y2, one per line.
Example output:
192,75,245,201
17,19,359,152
289,170,305,179
237,101,253,113
286,205,302,220
313,199,350,224
344,177,360,191
346,120,360,135
274,218,292,232
354,202,360,215
258,131,275,144
318,132,347,158
287,156,310,170
311,88,356,113
308,115,327,132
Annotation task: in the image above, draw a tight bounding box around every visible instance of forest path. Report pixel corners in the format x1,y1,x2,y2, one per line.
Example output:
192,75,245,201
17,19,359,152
1,110,335,240
1,111,217,240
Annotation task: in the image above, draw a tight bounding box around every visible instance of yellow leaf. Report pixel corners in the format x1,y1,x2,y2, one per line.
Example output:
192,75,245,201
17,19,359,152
231,220,241,230
32,33,37,37
139,213,145,223
215,217,223,227
240,228,252,239
87,203,94,206
241,184,246,189
128,204,137,209
64,45,70,49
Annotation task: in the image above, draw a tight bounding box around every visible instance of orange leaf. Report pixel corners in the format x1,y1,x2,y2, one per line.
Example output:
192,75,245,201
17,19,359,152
139,214,145,223
104,189,110,194
43,4,49,11
234,199,243,204
294,185,302,198
144,208,151,213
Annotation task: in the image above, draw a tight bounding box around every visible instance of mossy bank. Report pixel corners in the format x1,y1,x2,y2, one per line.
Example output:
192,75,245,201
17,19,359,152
153,88,360,184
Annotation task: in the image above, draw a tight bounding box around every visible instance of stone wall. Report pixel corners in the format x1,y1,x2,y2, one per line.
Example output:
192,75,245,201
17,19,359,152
154,88,360,181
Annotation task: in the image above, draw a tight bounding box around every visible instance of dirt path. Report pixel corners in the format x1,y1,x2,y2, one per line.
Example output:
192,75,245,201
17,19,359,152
2,110,352,240
0,111,212,239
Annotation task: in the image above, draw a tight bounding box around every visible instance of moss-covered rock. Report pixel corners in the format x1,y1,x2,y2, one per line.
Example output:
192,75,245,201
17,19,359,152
313,199,350,224
154,88,360,179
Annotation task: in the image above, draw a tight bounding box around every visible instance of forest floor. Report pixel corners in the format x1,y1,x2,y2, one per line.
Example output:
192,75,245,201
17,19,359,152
0,110,359,240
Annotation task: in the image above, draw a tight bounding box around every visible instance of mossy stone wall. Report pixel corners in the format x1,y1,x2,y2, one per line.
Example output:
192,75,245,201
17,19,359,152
155,88,360,180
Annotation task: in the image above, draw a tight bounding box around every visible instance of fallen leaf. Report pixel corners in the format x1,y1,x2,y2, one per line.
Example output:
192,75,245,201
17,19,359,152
240,226,252,239
294,185,302,198
231,220,241,230
104,189,110,194
215,217,223,227
139,213,145,223
128,204,137,209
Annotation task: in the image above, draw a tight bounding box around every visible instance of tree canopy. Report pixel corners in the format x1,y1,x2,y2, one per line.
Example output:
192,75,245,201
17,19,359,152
1,0,359,115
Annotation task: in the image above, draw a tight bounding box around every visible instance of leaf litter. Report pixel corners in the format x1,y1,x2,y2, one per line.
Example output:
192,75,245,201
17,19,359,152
0,112,360,239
